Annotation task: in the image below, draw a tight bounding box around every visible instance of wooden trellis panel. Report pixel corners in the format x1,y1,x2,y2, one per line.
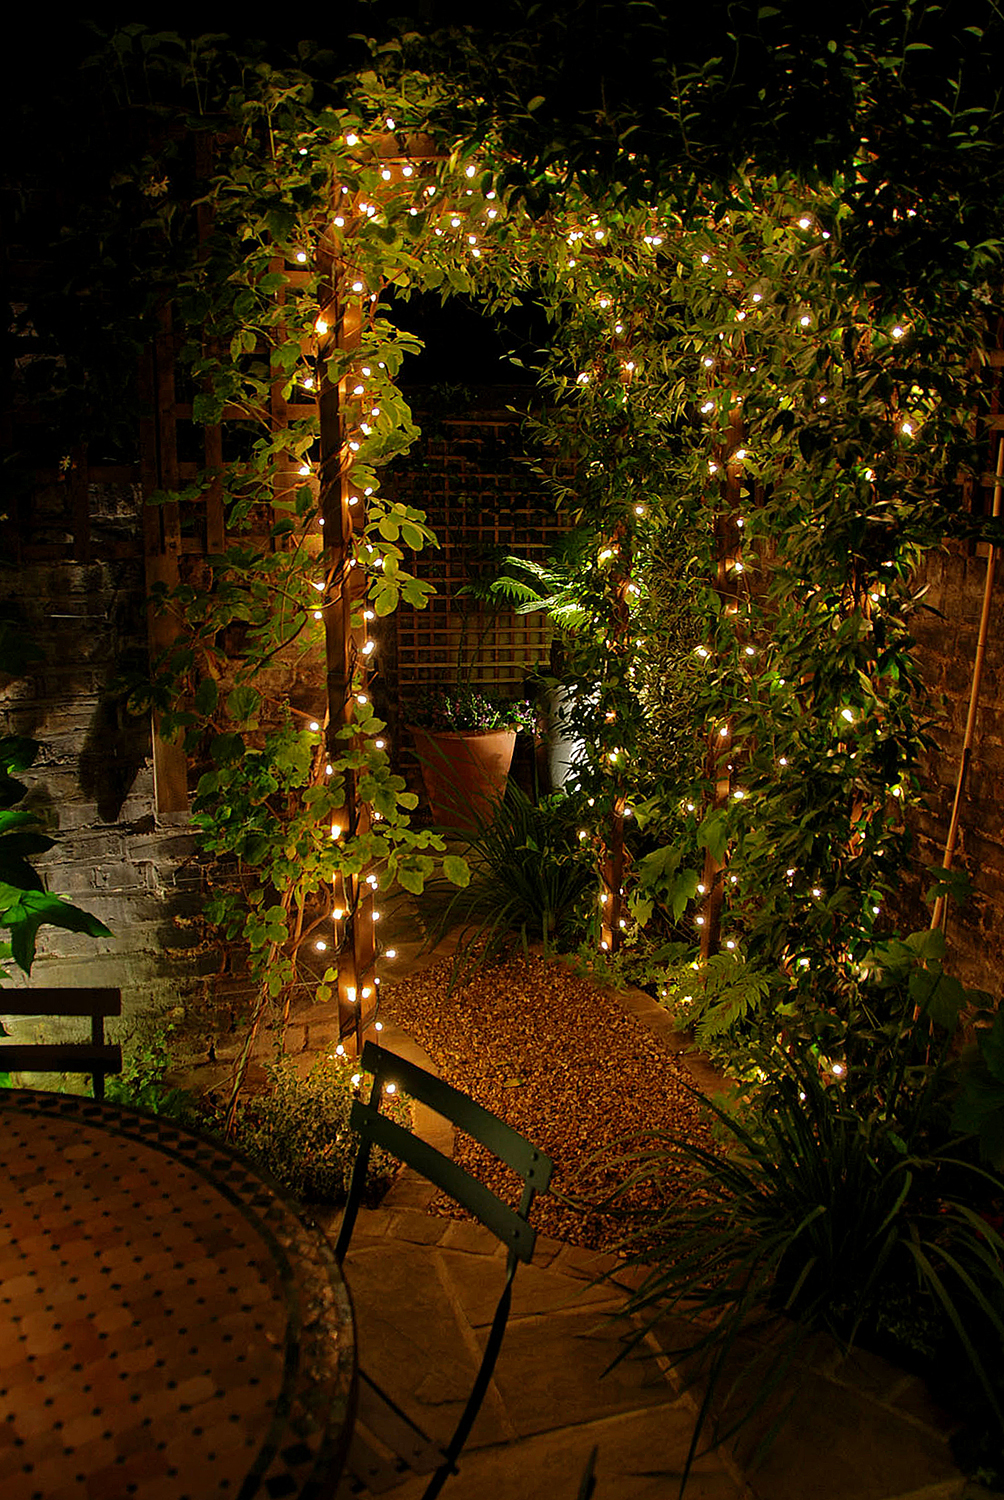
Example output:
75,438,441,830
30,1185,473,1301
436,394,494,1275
390,410,568,703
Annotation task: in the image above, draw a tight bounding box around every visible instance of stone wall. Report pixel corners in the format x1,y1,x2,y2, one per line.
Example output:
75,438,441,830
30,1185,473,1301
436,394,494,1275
0,481,218,1043
903,543,1004,998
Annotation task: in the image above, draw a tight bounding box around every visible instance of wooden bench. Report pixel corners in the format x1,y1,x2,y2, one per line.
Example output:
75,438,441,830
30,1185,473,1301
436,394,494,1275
0,988,122,1098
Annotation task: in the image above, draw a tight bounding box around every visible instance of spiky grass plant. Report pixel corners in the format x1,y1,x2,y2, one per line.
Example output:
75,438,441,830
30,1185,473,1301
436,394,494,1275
417,784,598,987
607,1000,1004,1494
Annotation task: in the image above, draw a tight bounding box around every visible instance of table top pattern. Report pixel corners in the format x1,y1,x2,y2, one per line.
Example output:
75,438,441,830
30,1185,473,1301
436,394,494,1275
0,1088,356,1500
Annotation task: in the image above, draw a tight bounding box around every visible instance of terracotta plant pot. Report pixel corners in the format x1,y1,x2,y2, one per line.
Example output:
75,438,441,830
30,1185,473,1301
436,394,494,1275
408,726,517,830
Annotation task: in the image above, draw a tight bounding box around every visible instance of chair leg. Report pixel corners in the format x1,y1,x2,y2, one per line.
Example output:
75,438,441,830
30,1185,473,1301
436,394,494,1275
420,1266,516,1500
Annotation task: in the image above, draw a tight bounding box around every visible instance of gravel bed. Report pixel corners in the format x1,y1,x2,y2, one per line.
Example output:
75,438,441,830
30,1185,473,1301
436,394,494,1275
379,950,716,1251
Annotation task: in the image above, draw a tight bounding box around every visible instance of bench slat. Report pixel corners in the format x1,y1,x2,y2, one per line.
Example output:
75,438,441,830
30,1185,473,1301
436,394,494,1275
0,988,121,1018
0,1043,122,1073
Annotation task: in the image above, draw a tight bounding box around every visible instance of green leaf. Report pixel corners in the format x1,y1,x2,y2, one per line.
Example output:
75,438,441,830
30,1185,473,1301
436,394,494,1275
211,732,245,766
194,676,219,715
443,854,470,887
980,1009,1004,1082
0,885,110,974
670,870,701,923
639,844,682,884
0,736,39,776
372,583,399,617
909,967,966,1030
226,684,261,724
696,810,729,865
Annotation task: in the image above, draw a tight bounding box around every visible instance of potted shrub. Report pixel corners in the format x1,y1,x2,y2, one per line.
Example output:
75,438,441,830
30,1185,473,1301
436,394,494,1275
405,687,535,830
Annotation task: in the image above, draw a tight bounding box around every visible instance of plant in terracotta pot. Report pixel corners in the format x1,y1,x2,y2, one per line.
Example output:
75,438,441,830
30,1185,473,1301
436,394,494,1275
405,686,536,830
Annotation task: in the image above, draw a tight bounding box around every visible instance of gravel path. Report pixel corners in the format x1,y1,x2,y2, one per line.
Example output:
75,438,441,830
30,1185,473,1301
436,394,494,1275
379,950,716,1250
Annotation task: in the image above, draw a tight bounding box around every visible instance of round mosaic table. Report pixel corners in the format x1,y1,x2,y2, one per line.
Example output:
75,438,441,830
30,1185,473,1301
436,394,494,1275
0,1088,357,1500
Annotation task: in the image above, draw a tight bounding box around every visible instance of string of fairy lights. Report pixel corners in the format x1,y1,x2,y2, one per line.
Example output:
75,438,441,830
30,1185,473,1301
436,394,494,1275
265,126,512,1032
522,190,922,1010
244,116,928,1071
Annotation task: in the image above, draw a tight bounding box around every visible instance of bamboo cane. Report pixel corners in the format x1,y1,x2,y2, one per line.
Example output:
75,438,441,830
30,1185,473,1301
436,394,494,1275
929,433,1003,933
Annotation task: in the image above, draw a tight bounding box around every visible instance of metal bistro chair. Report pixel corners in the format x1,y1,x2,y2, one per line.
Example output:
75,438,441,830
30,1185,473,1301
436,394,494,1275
333,1041,554,1500
0,987,122,1098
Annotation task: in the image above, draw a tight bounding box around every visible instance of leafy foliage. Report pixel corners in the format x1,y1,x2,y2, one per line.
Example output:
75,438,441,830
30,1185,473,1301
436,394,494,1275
404,687,535,733
215,1053,408,1205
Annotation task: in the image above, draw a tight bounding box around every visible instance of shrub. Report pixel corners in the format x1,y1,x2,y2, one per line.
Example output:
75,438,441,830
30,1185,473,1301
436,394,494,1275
223,1053,410,1205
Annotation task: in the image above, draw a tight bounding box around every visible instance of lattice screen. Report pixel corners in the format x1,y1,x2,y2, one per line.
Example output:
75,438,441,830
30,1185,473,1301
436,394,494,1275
388,405,571,704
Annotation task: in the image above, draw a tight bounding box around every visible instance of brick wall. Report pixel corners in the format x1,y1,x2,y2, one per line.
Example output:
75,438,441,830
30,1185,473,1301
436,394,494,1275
903,543,1004,997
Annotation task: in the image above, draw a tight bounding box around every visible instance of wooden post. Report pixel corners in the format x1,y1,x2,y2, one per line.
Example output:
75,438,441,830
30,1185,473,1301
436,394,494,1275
600,528,632,952
138,303,189,817
315,232,376,1054
699,406,744,960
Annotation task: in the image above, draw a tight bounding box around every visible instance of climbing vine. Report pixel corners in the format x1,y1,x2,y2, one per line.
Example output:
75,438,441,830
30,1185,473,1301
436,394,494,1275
14,14,1004,1083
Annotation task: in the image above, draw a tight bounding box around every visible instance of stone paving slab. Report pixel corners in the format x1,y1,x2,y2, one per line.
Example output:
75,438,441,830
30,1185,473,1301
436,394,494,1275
386,1403,748,1500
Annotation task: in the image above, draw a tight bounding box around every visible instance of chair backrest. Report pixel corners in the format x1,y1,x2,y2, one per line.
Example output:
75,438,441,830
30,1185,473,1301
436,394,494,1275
0,987,122,1098
335,1042,554,1500
334,1040,553,1267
